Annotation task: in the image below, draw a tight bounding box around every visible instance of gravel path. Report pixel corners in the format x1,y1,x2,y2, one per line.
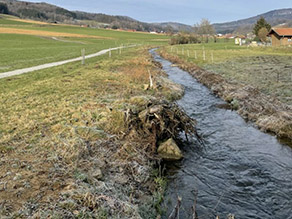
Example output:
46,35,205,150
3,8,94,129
0,46,130,79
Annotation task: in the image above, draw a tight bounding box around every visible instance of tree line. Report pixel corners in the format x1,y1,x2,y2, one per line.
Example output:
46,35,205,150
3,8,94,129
170,17,272,45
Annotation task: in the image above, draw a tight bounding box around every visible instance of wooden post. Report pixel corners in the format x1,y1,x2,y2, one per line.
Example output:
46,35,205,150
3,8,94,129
109,49,111,58
148,70,153,89
81,48,85,65
119,47,122,55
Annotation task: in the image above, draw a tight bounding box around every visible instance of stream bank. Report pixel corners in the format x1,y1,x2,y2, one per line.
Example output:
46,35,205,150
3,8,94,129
150,49,292,218
158,50,292,142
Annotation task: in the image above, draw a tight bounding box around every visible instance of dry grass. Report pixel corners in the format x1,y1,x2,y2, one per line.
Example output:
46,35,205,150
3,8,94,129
0,27,110,39
0,47,177,217
9,18,50,25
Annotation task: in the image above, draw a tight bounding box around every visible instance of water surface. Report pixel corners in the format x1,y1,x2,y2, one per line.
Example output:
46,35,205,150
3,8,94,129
150,49,292,219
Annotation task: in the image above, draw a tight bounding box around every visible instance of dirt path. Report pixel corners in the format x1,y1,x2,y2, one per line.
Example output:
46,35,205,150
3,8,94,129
0,46,133,79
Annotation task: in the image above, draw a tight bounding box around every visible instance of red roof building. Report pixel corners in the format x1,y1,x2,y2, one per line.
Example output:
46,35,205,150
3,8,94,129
268,28,292,46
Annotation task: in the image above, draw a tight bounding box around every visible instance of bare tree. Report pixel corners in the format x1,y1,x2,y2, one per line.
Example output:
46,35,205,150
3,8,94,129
194,18,215,43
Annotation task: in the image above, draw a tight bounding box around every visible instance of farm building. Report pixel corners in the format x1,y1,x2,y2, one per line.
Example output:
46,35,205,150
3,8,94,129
235,35,246,45
268,28,292,46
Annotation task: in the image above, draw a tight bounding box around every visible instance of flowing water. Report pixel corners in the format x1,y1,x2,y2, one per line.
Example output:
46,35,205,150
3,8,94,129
150,49,292,219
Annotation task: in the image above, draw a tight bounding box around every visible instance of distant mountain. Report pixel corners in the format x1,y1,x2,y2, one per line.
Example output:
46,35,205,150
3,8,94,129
0,0,192,32
214,9,292,34
152,22,193,33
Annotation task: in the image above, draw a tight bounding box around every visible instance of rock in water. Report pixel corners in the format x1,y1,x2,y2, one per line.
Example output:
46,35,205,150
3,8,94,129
157,138,183,161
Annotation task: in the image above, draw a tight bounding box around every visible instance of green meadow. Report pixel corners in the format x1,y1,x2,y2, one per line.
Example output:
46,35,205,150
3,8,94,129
0,15,169,72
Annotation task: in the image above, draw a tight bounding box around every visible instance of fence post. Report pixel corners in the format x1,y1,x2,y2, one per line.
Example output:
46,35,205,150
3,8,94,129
81,48,85,65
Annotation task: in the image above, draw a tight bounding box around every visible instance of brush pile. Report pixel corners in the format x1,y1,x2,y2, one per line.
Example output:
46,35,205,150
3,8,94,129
124,99,198,153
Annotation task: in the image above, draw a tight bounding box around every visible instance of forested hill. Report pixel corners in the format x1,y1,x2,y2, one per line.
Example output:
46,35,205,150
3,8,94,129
213,8,292,34
0,0,192,32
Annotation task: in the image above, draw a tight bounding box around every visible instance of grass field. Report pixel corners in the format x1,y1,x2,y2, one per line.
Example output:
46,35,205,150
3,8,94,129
0,14,169,72
161,42,292,105
0,14,176,217
1,13,290,217
0,43,178,217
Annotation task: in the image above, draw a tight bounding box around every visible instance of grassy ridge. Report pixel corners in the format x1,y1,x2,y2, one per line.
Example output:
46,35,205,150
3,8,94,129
162,42,292,105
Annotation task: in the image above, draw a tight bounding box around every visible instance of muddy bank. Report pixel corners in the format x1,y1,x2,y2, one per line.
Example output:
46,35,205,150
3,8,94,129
158,50,292,141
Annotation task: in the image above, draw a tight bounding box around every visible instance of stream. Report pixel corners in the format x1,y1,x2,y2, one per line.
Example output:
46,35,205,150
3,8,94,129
150,49,292,219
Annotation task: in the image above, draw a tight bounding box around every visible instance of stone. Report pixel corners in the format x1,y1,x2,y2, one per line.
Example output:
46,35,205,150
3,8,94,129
92,168,103,180
13,173,22,181
157,138,183,161
143,84,149,90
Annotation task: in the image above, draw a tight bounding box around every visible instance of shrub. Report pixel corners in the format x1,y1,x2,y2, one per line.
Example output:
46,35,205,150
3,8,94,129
170,33,201,45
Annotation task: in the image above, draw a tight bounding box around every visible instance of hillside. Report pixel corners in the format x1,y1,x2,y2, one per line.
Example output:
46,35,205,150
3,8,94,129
152,22,193,33
214,8,292,34
0,0,192,32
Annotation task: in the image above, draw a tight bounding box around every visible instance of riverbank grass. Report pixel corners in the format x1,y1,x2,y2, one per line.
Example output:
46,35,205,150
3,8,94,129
0,46,178,217
162,42,292,105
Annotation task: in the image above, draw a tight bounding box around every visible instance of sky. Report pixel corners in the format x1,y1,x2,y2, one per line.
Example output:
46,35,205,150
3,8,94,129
25,0,292,25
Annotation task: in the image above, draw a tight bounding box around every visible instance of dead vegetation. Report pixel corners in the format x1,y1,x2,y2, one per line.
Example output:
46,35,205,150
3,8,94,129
159,49,292,141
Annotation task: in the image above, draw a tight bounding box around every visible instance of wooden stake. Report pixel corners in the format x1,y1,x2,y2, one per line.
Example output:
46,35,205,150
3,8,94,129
148,70,153,89
81,48,85,65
